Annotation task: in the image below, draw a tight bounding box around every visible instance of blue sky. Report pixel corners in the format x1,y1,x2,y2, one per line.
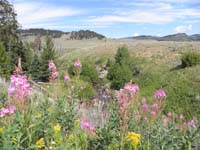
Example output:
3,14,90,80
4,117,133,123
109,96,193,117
10,0,200,38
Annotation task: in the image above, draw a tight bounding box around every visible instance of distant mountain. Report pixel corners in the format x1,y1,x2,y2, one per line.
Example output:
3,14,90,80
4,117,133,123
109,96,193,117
20,28,106,40
129,33,200,41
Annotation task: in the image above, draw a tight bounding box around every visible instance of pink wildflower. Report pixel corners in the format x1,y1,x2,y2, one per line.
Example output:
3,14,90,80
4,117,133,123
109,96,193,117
117,89,129,111
179,114,184,120
74,60,82,68
80,120,95,131
141,104,148,112
155,88,166,99
152,103,158,111
0,106,16,117
48,61,57,71
124,83,139,97
141,98,146,104
187,119,197,128
151,111,157,116
64,75,70,81
8,74,32,98
8,106,16,114
48,61,59,80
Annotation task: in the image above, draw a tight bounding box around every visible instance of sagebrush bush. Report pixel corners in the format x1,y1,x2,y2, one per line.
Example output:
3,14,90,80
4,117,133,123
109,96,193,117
181,51,200,67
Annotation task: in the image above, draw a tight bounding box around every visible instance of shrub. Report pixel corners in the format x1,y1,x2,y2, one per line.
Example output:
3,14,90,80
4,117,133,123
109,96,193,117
107,46,132,90
78,84,96,101
181,51,200,67
80,63,98,84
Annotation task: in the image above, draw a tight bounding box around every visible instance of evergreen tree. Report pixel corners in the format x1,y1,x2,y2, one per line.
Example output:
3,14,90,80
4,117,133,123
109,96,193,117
0,42,11,79
0,0,28,71
29,54,42,81
107,46,132,89
39,35,56,81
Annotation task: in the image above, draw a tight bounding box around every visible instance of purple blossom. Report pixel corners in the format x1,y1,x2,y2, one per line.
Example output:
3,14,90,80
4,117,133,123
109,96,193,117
124,83,139,96
152,103,158,111
155,88,166,99
64,75,70,81
141,98,146,104
141,104,148,112
0,106,16,117
8,75,32,98
80,120,95,131
74,60,82,68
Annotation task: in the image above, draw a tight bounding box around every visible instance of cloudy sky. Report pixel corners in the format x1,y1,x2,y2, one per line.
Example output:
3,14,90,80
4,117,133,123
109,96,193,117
10,0,200,38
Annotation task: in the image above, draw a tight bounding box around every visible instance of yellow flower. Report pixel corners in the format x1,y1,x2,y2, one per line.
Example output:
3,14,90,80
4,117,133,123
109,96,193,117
0,128,4,134
36,138,45,149
53,124,61,133
68,134,74,141
36,114,42,118
74,119,80,127
125,132,141,147
12,137,17,144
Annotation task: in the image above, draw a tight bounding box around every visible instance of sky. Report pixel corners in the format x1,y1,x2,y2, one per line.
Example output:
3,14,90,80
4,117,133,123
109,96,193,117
9,0,200,38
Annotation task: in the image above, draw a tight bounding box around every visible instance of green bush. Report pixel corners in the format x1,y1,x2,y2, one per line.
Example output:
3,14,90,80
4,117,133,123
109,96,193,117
80,63,99,84
107,46,132,90
78,84,96,101
181,51,200,67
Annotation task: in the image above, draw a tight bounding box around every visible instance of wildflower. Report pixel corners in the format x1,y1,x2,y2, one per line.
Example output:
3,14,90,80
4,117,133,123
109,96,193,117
74,60,82,68
0,128,4,134
0,106,16,117
125,132,141,147
141,104,148,112
36,138,45,149
124,82,139,97
141,98,146,104
155,88,166,99
179,114,184,120
8,74,32,98
68,134,74,141
12,137,17,144
48,61,56,71
151,111,157,116
53,124,61,133
64,75,70,81
117,89,129,111
48,61,59,80
167,112,172,118
152,103,158,111
187,119,197,128
80,120,95,131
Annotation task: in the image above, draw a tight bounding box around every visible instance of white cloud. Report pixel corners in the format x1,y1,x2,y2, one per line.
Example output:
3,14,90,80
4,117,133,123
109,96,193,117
133,33,139,36
174,25,192,33
14,2,83,27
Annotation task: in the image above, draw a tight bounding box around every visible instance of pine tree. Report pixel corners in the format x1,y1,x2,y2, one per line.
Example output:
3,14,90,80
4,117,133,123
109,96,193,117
39,35,56,81
0,42,11,79
29,54,42,81
107,46,132,89
0,0,28,72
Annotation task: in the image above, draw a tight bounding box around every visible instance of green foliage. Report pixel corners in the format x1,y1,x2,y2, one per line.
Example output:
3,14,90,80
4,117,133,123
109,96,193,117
78,84,96,101
107,46,132,89
39,35,56,81
0,43,11,79
81,62,99,84
181,51,200,67
29,54,42,81
108,63,132,90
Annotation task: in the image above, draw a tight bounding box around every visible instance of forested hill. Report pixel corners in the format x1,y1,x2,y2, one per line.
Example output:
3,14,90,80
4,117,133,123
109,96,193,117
20,29,106,39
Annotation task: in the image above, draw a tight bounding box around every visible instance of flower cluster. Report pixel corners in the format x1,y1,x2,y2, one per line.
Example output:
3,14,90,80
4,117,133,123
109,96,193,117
48,60,59,80
125,132,141,147
8,74,32,99
0,106,16,117
53,124,61,133
155,88,166,99
80,120,95,131
73,60,82,68
118,82,139,111
64,74,70,81
36,138,45,149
